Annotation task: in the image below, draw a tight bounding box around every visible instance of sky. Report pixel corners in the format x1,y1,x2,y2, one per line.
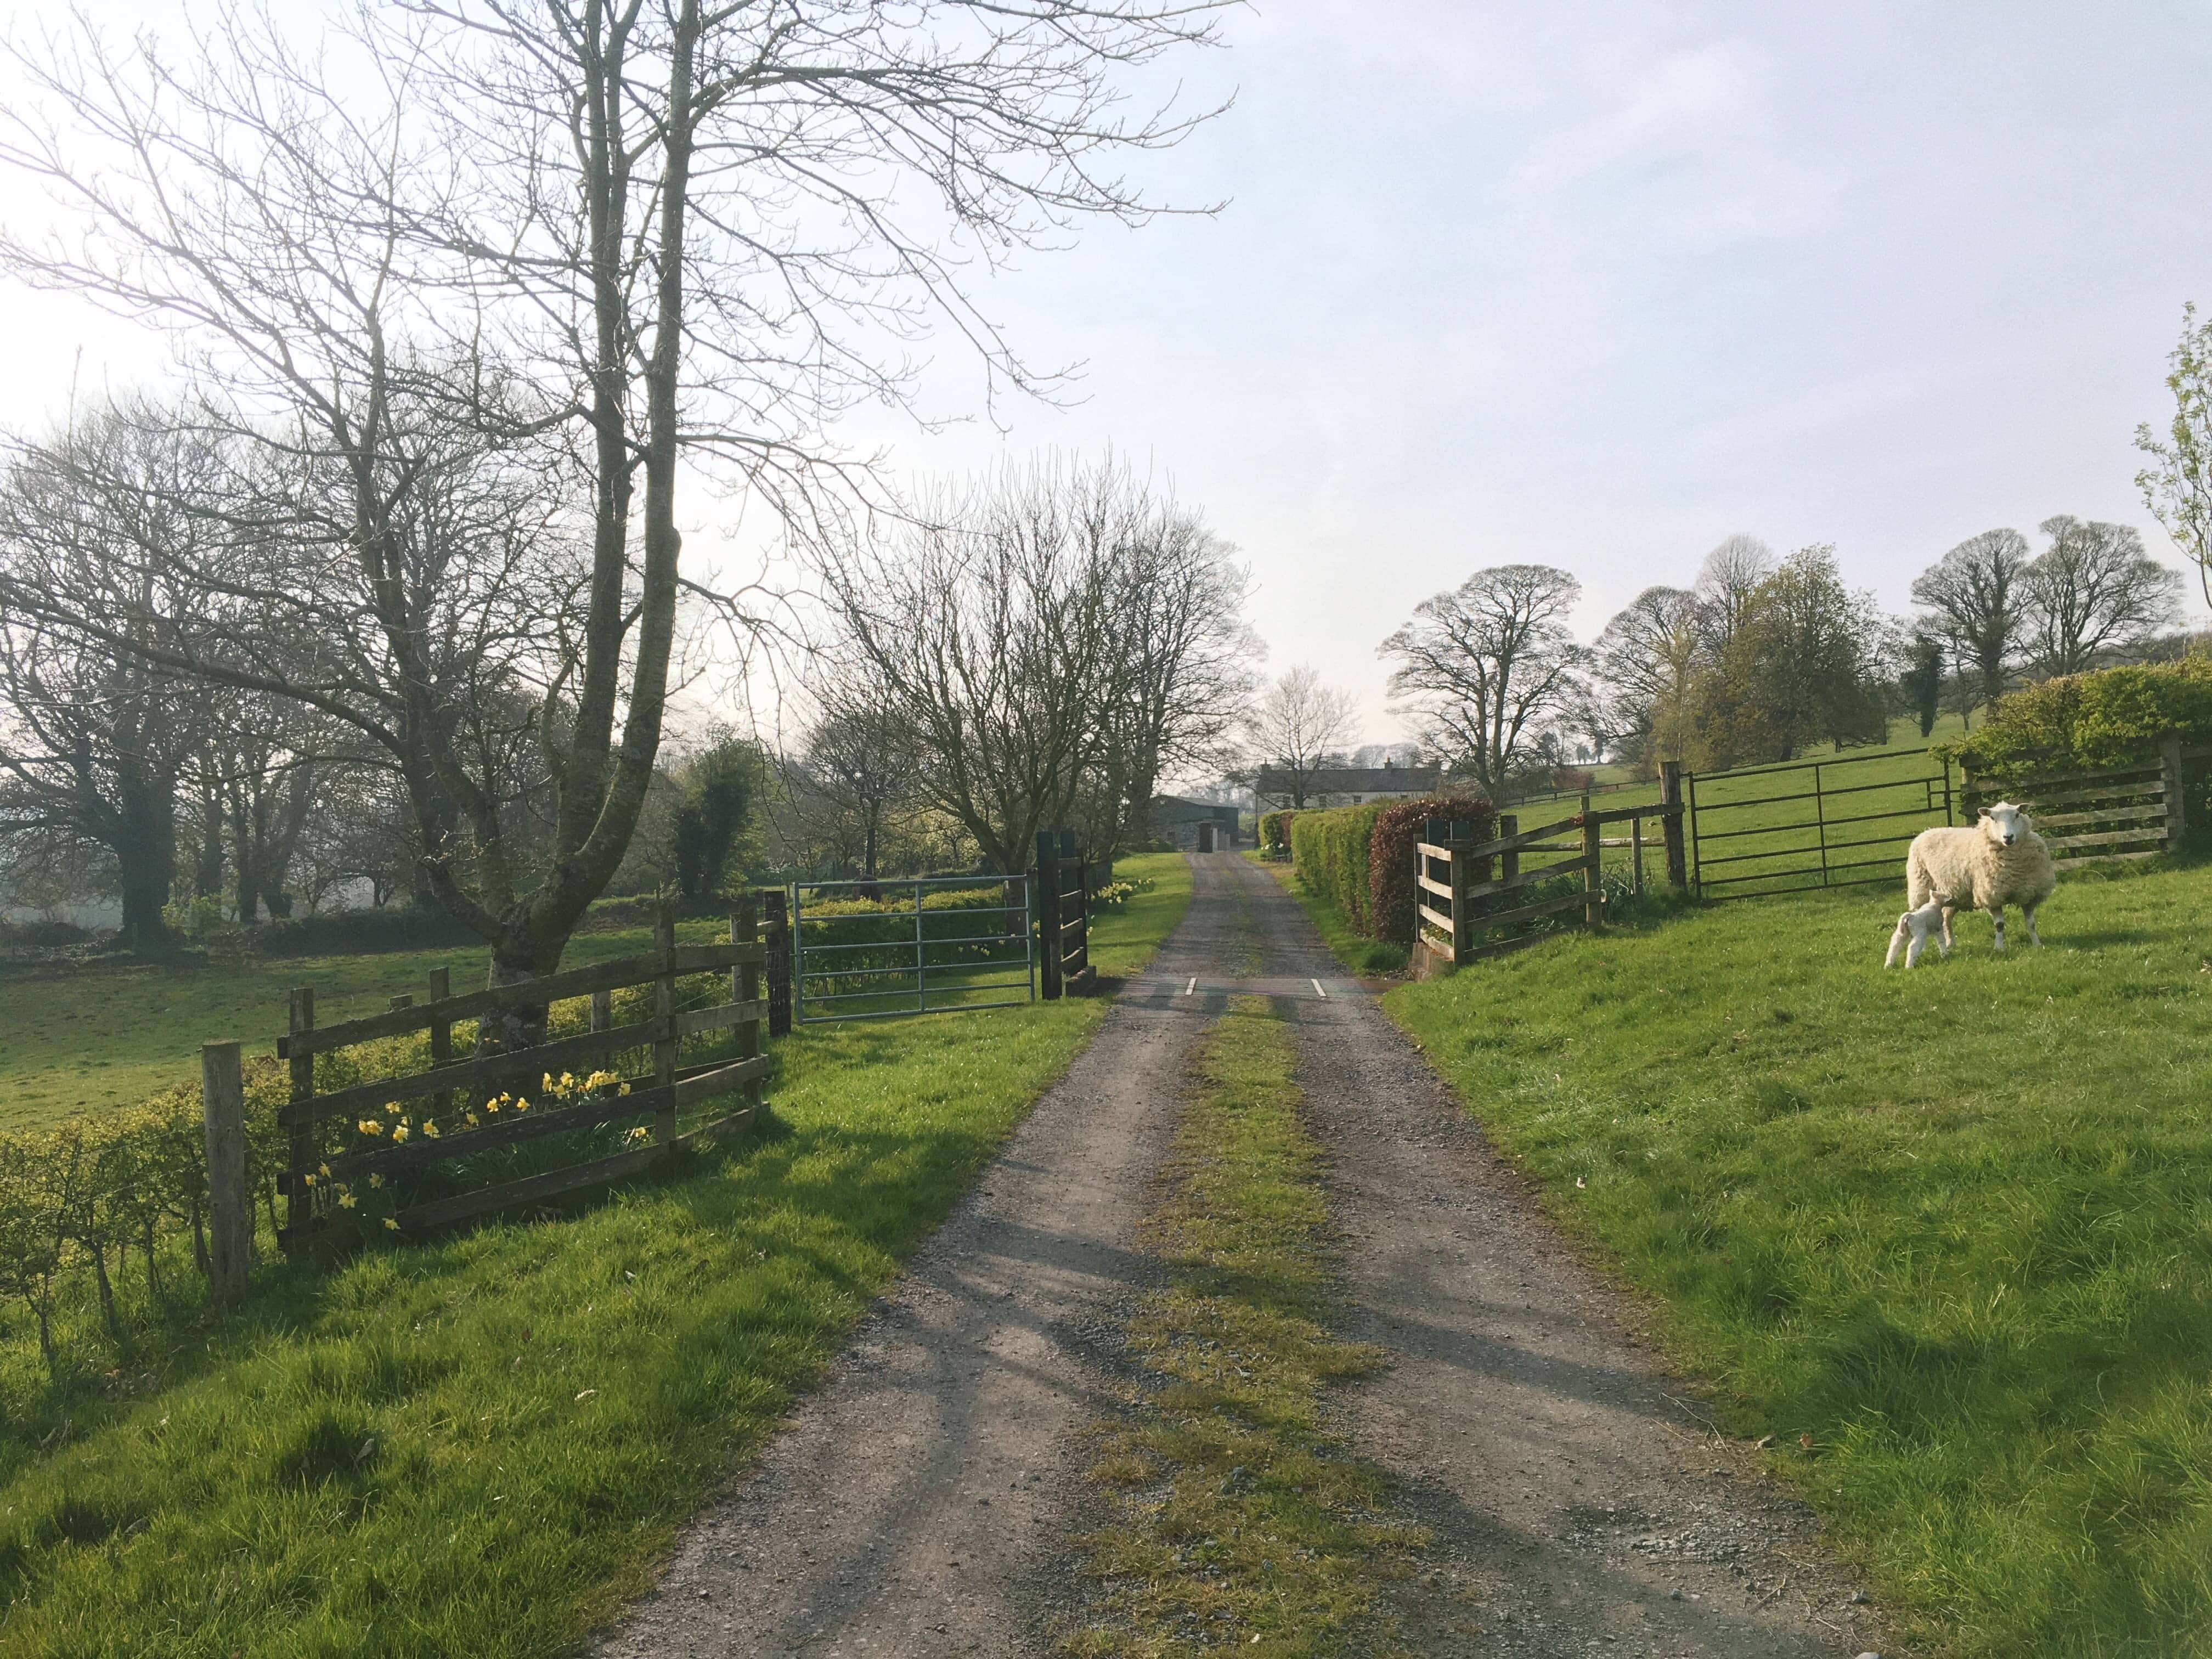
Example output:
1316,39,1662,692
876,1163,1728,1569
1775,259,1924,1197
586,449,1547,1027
4,2,2212,748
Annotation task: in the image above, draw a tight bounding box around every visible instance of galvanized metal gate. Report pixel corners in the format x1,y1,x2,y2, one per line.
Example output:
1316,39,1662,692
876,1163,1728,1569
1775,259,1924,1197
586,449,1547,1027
1687,746,1956,900
790,874,1035,1023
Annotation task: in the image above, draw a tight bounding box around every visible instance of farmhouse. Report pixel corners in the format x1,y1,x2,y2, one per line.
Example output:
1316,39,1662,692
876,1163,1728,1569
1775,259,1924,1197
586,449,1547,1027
1251,763,1443,812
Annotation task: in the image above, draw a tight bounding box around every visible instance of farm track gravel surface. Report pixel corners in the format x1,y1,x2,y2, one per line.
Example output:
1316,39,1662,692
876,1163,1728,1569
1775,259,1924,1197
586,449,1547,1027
597,853,1886,1659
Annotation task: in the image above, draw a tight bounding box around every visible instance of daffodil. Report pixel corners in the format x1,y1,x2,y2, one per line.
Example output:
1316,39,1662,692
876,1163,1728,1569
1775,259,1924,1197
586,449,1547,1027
465,1113,481,1127
424,1121,442,1139
385,1101,402,1115
369,1172,385,1189
382,1218,399,1232
358,1119,385,1137
542,1073,555,1093
392,1125,410,1143
338,1192,358,1209
303,1173,317,1187
319,1163,332,1177
514,1098,529,1113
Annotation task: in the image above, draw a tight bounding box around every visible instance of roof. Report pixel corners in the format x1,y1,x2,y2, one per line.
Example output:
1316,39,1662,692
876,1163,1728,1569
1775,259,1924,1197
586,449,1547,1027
1152,794,1241,821
1253,765,1442,795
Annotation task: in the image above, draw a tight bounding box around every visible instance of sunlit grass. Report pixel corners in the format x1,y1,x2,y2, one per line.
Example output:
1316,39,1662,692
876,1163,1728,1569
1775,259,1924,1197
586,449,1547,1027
0,855,1192,1658
1385,857,2212,1657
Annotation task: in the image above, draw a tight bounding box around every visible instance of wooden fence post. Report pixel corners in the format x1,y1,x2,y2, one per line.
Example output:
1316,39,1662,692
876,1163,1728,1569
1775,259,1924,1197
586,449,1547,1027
1036,830,1063,1000
427,968,454,1121
1448,822,1472,966
653,910,679,1149
763,888,792,1037
283,986,315,1252
1581,792,1602,929
200,1040,249,1309
2163,736,2188,844
1658,761,1689,891
735,895,764,1119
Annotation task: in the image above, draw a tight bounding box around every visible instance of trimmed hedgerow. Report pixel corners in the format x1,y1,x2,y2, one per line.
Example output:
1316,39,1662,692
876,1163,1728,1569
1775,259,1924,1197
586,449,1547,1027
1289,805,1388,935
1943,657,2212,779
1257,811,1299,860
1366,796,1496,945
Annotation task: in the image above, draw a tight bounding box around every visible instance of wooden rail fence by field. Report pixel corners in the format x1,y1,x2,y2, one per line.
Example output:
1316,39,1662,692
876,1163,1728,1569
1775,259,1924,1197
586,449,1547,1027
1961,737,2199,869
261,905,770,1252
1415,777,1688,975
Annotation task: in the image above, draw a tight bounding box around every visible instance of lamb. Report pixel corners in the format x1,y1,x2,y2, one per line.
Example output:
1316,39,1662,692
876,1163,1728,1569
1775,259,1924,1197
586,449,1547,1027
1884,897,1949,969
1901,800,2057,955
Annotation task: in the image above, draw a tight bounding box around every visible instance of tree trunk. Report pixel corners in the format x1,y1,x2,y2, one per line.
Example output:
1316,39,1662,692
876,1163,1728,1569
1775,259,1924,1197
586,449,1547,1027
114,785,177,950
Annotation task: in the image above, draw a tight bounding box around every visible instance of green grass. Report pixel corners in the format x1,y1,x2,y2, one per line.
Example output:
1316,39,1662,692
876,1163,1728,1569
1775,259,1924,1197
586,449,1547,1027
1066,997,1430,1657
0,854,1191,1658
0,924,729,1131
1384,859,2212,1657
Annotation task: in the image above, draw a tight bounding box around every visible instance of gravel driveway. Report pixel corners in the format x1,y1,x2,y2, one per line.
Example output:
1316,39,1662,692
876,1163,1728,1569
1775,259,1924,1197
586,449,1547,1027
595,852,1887,1659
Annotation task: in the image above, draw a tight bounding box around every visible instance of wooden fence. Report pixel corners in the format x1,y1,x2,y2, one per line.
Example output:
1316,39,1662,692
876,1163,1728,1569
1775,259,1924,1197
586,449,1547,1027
1035,828,1095,998
1962,738,2197,869
268,906,769,1251
1415,793,1686,973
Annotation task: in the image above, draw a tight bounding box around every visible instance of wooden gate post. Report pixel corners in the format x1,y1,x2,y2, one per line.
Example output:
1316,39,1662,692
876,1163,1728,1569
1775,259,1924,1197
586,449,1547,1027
1581,793,1603,929
1036,830,1063,1000
283,986,315,1252
200,1040,249,1309
1447,820,1473,966
734,895,764,1118
1658,761,1689,891
763,888,793,1037
2164,736,2188,844
652,910,679,1149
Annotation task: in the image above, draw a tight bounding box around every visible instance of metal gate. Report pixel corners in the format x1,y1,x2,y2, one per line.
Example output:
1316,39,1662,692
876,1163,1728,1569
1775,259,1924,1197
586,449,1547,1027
1688,746,1956,900
791,874,1035,1023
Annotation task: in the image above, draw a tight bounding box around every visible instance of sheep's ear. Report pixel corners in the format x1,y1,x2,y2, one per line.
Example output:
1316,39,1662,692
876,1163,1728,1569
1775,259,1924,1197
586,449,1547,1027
1976,806,1990,819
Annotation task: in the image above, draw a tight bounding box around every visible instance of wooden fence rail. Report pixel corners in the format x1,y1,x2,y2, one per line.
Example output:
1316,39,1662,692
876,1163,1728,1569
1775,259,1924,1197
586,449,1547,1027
274,909,770,1253
1415,795,1686,975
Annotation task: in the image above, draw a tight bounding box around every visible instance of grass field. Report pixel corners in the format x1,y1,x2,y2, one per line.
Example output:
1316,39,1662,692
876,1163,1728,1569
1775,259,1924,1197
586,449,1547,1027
1378,857,2212,1657
0,923,737,1131
0,854,1191,1659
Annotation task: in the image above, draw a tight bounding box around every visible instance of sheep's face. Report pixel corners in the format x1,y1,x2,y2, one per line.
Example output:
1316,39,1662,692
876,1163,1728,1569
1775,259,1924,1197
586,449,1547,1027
1978,801,2030,847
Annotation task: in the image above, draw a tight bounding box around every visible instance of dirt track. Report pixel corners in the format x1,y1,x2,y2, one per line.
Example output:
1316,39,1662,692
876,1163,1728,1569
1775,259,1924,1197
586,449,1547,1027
595,853,1885,1658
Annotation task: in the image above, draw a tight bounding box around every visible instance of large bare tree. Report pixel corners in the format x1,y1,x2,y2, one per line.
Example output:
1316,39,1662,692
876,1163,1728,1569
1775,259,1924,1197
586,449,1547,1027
1692,533,1775,648
1911,528,2030,715
2019,516,2181,678
1380,564,1584,798
1244,667,1360,808
1589,584,1702,768
0,0,1231,1002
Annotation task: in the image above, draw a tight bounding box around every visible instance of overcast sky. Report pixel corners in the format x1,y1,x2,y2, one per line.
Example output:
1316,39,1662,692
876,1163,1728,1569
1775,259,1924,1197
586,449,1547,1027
5,2,2212,747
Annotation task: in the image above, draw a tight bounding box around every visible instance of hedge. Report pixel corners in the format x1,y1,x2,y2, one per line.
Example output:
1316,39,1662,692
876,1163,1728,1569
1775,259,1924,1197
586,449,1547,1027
1943,657,2212,780
1289,795,1495,943
1290,804,1389,933
1367,796,1497,944
1258,810,1299,859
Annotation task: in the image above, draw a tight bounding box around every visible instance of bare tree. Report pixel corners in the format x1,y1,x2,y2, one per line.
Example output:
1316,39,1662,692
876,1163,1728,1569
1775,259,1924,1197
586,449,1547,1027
0,408,217,947
2020,516,2182,678
804,691,916,888
1589,585,1702,768
1910,528,2030,715
0,0,1231,1007
1380,565,1584,799
2136,302,2212,609
1244,667,1361,808
1692,534,1776,648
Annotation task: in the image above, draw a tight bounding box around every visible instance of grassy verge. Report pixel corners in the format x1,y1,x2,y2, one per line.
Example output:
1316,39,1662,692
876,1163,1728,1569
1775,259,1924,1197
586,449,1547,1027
1066,996,1427,1657
1245,857,1409,977
0,855,1192,1658
1386,860,2212,1657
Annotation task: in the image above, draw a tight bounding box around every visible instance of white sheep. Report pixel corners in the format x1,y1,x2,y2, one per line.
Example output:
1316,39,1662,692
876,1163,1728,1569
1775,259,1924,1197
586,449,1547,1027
1902,800,2056,954
1883,897,1949,969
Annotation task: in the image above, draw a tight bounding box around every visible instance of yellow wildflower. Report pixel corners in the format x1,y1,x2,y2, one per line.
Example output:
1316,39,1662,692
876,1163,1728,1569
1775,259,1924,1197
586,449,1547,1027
392,1125,410,1143
303,1173,316,1187
358,1119,385,1137
319,1163,332,1177
424,1121,442,1139
385,1101,401,1115
514,1098,529,1113
383,1218,399,1232
486,1101,500,1114
338,1192,358,1209
368,1173,384,1189
618,1083,631,1097
542,1073,555,1093
465,1113,481,1127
